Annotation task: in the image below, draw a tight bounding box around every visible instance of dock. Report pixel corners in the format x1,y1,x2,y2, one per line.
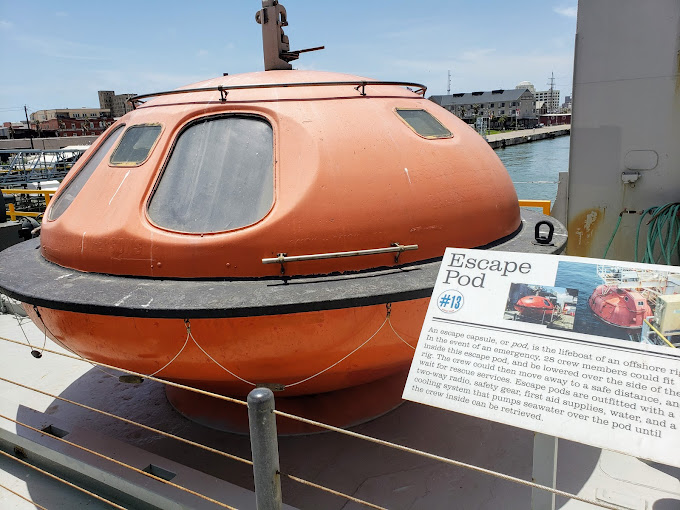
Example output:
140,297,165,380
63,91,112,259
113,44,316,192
487,124,570,149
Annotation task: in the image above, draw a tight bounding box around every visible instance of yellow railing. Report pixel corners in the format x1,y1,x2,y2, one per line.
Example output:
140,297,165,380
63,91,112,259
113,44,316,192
518,199,551,215
643,319,676,348
2,189,56,221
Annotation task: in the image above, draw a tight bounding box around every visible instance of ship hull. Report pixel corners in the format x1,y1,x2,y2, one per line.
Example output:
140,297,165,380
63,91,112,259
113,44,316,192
25,299,426,398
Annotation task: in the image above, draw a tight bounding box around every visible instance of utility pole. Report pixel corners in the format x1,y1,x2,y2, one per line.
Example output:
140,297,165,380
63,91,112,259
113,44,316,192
447,70,451,95
24,105,34,149
548,72,556,114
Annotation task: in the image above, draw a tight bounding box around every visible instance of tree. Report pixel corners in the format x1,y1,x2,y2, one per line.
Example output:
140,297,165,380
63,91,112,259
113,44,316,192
498,115,508,130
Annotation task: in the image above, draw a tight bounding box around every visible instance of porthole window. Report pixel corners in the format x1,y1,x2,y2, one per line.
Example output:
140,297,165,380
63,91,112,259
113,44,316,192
110,124,162,166
148,115,274,233
48,125,125,220
395,108,452,139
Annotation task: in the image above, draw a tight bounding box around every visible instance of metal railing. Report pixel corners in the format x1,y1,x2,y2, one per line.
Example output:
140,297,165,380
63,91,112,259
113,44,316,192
518,199,551,215
643,319,676,348
129,80,428,107
2,188,55,221
0,149,84,186
0,330,625,510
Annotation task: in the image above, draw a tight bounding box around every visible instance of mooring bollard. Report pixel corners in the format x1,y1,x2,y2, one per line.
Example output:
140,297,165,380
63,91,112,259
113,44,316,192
248,387,282,510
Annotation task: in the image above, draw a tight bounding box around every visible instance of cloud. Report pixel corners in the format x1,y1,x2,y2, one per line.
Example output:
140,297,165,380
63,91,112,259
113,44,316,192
461,48,496,61
197,49,209,57
0,20,12,30
55,11,68,18
554,6,577,18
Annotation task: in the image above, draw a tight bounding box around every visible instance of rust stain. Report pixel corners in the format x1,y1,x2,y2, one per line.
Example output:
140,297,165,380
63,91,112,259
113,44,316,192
566,208,605,257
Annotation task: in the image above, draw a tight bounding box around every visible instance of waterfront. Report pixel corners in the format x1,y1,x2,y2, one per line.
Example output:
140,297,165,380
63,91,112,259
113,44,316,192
495,134,570,204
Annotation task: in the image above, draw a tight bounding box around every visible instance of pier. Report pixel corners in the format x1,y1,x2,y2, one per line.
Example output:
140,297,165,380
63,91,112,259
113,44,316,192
487,124,570,149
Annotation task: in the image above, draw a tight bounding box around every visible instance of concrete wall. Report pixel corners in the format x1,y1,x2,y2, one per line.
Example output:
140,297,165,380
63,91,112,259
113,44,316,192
564,0,680,263
486,128,570,149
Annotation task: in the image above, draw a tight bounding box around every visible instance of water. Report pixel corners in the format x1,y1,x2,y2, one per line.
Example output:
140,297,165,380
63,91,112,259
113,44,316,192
495,135,570,203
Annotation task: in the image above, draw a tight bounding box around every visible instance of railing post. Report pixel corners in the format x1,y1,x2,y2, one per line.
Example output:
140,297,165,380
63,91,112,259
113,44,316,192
248,387,282,510
531,433,558,510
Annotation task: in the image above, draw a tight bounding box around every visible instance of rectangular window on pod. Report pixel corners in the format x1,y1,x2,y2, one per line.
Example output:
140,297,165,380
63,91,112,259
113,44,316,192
395,109,452,139
110,124,162,166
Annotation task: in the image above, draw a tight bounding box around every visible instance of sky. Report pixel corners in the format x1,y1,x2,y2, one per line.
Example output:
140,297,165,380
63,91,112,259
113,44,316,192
0,0,577,123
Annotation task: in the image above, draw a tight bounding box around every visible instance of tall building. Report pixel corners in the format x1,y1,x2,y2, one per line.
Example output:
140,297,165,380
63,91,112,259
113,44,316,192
562,95,572,112
534,89,561,113
516,81,561,113
98,90,114,112
98,90,136,118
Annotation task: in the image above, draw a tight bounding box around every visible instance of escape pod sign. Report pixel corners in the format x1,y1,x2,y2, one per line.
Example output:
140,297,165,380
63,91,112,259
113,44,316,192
403,249,680,468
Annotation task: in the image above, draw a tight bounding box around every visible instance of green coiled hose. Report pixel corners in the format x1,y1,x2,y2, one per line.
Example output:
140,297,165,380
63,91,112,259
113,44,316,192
603,202,680,265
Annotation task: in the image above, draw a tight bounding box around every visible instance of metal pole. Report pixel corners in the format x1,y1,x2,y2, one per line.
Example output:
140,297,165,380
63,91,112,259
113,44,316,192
24,106,34,150
248,387,282,510
531,433,558,510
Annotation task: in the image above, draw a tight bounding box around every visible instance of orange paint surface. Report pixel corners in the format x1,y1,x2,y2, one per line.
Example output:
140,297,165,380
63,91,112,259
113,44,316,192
30,70,523,401
41,71,520,278
26,299,427,397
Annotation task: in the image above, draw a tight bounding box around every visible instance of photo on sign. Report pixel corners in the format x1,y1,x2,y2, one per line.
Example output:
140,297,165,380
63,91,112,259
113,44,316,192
554,261,680,348
504,283,577,331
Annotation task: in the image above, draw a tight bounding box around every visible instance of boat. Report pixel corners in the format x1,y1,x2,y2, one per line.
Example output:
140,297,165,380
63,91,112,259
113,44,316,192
588,284,652,329
0,0,564,429
0,2,678,509
514,295,555,319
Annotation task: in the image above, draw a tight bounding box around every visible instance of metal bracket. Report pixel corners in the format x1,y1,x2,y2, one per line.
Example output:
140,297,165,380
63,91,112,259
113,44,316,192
621,171,640,185
218,86,228,102
392,243,407,263
532,221,555,246
276,253,287,275
354,82,367,96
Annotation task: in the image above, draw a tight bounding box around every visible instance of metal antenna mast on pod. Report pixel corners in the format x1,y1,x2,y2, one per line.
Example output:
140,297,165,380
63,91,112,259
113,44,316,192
256,0,324,71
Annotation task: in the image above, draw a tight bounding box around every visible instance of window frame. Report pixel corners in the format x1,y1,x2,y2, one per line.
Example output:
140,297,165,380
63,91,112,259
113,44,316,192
145,112,277,235
109,123,163,168
47,123,126,221
393,107,453,140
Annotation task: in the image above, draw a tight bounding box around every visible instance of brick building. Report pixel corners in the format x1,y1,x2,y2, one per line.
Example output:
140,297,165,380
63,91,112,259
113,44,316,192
429,88,537,128
29,108,115,137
